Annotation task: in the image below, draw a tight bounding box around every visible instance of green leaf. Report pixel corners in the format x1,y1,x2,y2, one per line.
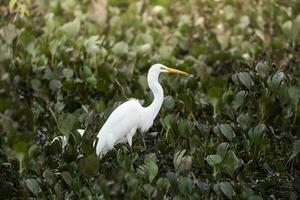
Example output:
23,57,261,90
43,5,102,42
59,18,81,37
28,144,38,158
214,126,221,137
288,86,300,104
162,114,176,129
237,113,253,130
63,145,77,163
25,178,40,196
138,154,158,183
206,154,222,167
49,39,60,56
173,149,186,171
222,89,234,103
0,44,12,61
49,79,62,92
248,124,266,144
291,15,300,42
218,123,235,141
156,177,171,192
178,177,193,195
87,75,97,87
224,5,235,20
221,150,243,175
79,155,100,177
143,183,154,196
162,96,175,110
208,86,222,118
9,0,17,11
159,45,172,59
255,62,270,78
288,139,300,161
137,44,152,54
20,4,29,16
0,24,19,44
43,68,53,80
207,86,222,108
282,20,292,35
213,183,221,196
13,142,28,165
178,119,193,137
249,196,264,200
61,171,73,188
84,35,101,55
96,99,106,112
43,169,56,185
145,156,158,183
219,182,235,199
267,72,285,91
125,173,139,188
232,91,247,110
47,137,63,154
237,72,253,89
31,79,41,91
63,68,74,79
217,142,229,158
57,113,77,137
112,41,129,56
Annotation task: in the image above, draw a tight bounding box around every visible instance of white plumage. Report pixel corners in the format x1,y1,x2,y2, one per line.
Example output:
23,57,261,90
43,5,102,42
79,64,187,157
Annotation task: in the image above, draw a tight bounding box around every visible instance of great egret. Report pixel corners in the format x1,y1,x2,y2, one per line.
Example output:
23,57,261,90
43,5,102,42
79,64,188,157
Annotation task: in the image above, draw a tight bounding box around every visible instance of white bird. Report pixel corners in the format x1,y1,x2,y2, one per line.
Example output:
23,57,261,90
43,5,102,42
79,64,188,157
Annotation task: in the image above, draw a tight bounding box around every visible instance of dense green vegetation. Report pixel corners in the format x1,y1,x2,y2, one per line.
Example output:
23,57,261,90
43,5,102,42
1,0,300,199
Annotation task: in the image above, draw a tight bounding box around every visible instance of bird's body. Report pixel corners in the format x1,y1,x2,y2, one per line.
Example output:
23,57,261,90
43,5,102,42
89,64,187,157
96,99,151,155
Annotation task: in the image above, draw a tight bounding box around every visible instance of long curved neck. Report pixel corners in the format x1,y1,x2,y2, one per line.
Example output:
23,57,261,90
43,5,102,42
145,73,164,120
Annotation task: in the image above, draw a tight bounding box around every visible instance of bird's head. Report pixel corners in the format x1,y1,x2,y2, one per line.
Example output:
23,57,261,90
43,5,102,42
150,63,188,75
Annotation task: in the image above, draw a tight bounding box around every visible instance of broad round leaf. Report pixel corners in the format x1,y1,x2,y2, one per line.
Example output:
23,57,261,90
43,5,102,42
237,72,253,89
206,154,222,167
79,155,100,177
112,41,128,56
219,182,235,199
25,178,40,196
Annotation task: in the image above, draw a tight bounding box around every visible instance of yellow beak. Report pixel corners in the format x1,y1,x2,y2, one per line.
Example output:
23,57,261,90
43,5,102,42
162,66,188,75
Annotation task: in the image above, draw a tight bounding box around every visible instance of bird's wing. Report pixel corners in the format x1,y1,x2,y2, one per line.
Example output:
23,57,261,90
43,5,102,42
99,99,142,132
96,99,143,154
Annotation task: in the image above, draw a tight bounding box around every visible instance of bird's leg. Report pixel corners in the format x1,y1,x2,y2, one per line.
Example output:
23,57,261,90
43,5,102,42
127,134,132,147
127,134,133,161
127,128,136,162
